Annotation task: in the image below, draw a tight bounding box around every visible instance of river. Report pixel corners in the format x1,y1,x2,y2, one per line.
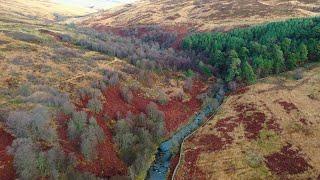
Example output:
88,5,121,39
147,86,225,180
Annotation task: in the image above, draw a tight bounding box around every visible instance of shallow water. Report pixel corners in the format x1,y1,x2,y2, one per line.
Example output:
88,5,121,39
147,102,218,180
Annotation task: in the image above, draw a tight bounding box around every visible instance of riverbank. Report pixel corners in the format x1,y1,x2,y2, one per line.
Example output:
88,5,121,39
146,82,226,179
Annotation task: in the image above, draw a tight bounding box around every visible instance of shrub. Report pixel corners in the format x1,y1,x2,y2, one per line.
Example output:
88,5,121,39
227,81,238,91
6,111,32,137
294,68,304,80
183,77,193,92
60,34,72,42
29,106,57,143
46,146,71,179
7,138,40,179
109,73,119,86
5,31,42,43
6,106,57,142
26,73,38,83
145,102,165,139
62,101,76,115
24,87,69,107
36,152,50,176
184,69,195,78
68,111,87,140
114,119,138,164
157,90,169,105
87,98,103,114
11,56,33,66
54,47,80,58
91,80,107,91
146,102,164,121
138,71,154,87
120,86,133,104
78,88,102,100
80,117,105,160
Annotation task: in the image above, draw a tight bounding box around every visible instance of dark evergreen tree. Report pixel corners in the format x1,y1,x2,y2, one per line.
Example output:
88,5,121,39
241,61,256,84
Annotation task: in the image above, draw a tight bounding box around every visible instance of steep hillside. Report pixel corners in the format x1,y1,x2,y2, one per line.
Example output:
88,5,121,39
82,0,320,31
0,0,93,24
175,65,320,179
0,1,210,179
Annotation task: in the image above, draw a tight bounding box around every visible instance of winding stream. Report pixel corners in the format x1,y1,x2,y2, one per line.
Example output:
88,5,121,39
147,89,225,180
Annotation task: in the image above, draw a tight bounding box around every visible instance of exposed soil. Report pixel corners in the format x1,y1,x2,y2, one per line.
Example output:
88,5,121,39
265,144,312,175
0,128,15,180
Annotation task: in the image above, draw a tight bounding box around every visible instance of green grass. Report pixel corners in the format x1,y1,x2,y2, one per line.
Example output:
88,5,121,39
257,129,282,155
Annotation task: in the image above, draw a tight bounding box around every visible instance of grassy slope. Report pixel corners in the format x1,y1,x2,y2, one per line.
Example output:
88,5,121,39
0,0,93,24
0,1,208,179
82,0,320,31
175,65,320,179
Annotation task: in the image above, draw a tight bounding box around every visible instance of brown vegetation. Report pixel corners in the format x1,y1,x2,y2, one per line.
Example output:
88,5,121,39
175,66,320,179
82,0,320,32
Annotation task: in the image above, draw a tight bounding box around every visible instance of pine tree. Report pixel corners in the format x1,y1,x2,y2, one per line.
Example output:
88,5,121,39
272,45,285,74
297,43,308,64
226,50,241,82
241,61,256,84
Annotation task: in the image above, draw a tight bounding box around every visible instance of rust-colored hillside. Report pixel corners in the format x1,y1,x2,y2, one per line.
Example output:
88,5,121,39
175,65,320,179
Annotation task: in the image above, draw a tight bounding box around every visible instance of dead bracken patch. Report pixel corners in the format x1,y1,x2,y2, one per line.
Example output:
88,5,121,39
0,127,15,180
265,143,312,175
180,133,234,179
234,103,256,113
182,149,206,179
275,99,298,114
233,103,281,140
56,113,127,177
198,134,230,152
214,116,238,134
238,112,267,140
101,82,203,134
167,154,180,180
299,118,310,126
230,87,250,96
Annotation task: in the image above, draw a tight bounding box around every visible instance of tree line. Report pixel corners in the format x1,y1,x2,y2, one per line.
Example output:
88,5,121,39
182,17,320,84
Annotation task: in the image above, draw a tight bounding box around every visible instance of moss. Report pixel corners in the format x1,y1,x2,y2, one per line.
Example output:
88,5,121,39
240,149,272,179
257,129,282,154
245,150,263,168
